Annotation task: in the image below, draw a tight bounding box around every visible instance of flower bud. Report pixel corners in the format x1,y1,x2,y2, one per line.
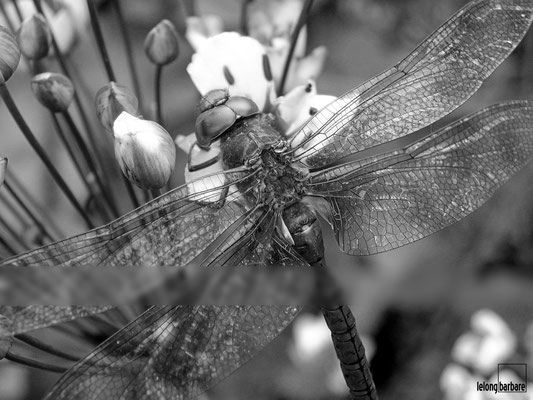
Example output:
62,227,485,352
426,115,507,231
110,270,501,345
96,82,139,131
0,26,21,83
0,157,6,188
144,19,179,65
31,72,74,112
16,14,51,60
113,112,176,189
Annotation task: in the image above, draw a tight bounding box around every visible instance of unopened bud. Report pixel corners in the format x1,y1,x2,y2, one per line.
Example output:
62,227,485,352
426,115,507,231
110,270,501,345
0,157,6,187
96,82,139,131
0,26,21,83
16,14,51,60
31,72,74,112
113,112,176,189
144,19,179,65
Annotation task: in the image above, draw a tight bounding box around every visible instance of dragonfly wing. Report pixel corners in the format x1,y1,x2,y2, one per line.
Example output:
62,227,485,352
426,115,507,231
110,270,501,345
44,306,301,400
0,171,254,267
0,306,112,335
290,0,533,168
308,100,533,255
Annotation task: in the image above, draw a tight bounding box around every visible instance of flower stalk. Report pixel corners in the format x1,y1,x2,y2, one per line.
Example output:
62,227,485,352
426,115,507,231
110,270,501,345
277,0,314,95
0,83,95,228
4,179,58,242
112,0,141,105
87,0,116,82
32,0,107,178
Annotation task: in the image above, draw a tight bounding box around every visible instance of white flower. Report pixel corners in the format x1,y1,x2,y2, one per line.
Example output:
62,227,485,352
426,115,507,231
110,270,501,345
274,80,336,138
451,310,516,376
440,364,479,400
247,0,328,92
187,32,276,112
185,14,224,51
471,309,514,337
113,112,176,190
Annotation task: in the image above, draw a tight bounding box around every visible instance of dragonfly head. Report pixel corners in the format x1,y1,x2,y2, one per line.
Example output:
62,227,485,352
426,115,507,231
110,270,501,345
195,89,260,149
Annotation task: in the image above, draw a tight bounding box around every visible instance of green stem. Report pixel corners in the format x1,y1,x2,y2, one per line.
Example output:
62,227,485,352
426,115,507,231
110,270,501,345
11,0,23,23
50,114,96,208
87,0,116,82
63,111,121,218
5,351,68,373
240,0,252,35
277,0,314,95
0,1,15,32
32,0,109,186
0,83,94,229
15,333,81,362
8,172,65,238
4,180,57,242
0,234,17,255
155,65,163,124
112,0,142,104
0,213,30,251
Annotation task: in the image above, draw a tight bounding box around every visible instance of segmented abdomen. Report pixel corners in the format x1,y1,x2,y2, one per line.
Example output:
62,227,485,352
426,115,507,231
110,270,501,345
321,306,378,400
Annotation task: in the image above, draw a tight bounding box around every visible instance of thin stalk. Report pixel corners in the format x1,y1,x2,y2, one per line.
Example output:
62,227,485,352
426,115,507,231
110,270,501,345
0,193,31,231
155,65,163,124
15,333,81,362
112,0,141,103
0,1,15,32
5,351,68,373
4,180,56,242
184,0,196,16
0,83,95,228
50,114,95,207
11,0,23,23
0,235,17,255
32,0,107,172
122,175,141,208
63,111,121,218
50,324,102,349
85,0,141,209
240,0,252,35
0,214,30,251
8,172,65,238
277,0,314,95
87,0,116,82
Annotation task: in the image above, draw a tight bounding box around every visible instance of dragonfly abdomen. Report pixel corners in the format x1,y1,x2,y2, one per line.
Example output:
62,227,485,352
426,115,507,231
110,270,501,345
322,306,378,400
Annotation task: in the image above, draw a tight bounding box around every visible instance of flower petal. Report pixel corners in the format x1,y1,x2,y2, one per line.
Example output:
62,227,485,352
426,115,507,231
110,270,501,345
275,80,336,138
187,32,275,111
185,14,224,51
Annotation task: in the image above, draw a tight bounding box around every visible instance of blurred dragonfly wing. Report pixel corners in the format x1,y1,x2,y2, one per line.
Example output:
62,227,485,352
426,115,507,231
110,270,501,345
44,306,301,400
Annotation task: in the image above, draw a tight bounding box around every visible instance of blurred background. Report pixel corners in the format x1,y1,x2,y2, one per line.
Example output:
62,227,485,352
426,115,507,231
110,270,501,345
0,0,533,399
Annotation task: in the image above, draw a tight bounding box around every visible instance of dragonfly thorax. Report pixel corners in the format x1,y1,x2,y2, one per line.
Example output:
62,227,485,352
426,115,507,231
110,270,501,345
220,114,309,209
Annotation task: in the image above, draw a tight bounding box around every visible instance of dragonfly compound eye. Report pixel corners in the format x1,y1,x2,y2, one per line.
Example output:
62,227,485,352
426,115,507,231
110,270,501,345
225,96,259,117
195,105,236,148
198,89,230,113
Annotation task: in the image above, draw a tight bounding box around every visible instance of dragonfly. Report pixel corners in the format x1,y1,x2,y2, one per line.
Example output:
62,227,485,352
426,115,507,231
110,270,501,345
2,0,533,399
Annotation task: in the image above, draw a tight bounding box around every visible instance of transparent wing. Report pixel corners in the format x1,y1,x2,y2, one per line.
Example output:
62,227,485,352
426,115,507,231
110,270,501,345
289,0,533,168
43,306,301,400
307,100,533,255
0,170,256,267
0,306,112,335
